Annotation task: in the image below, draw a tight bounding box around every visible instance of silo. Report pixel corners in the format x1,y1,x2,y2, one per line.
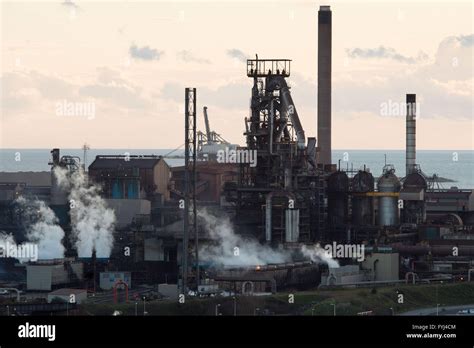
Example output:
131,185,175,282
352,170,375,225
327,171,349,228
377,166,401,227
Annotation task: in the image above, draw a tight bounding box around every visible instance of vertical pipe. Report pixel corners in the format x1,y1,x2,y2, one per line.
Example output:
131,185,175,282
265,195,272,242
193,93,199,291
269,100,274,154
183,90,189,294
317,5,332,167
406,94,416,176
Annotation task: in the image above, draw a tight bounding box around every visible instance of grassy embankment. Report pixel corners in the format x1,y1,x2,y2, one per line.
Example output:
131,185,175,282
80,283,474,316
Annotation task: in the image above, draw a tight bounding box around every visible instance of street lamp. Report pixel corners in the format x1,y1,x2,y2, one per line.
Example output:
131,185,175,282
6,305,9,316
135,302,138,316
254,307,260,316
436,281,443,316
143,296,147,316
215,304,221,316
232,297,237,316
331,303,336,316
389,307,394,316
311,307,315,316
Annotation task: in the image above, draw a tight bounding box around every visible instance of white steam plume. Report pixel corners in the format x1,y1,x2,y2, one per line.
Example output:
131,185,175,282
0,232,16,247
198,209,291,266
15,197,65,259
197,209,339,268
0,232,28,262
300,244,339,268
54,167,115,258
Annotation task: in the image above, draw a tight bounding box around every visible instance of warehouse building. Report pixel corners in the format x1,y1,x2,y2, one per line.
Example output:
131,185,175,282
26,260,84,291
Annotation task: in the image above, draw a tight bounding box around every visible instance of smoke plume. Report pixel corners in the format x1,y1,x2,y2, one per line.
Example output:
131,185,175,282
15,197,65,259
198,209,290,266
0,231,29,263
54,167,115,258
300,244,339,268
197,209,339,268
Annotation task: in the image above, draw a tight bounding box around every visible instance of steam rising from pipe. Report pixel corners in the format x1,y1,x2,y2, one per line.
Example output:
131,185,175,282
54,167,115,258
0,231,31,262
300,244,339,268
15,197,65,259
197,209,338,268
198,209,290,266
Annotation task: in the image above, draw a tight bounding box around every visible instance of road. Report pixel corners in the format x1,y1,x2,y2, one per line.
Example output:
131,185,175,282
400,304,474,316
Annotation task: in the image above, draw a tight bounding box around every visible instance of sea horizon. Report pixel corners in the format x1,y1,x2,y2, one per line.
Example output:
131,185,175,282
1,148,473,188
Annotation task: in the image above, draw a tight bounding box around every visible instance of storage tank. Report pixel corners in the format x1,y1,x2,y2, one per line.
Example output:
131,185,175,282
377,165,401,227
351,170,374,225
327,171,349,228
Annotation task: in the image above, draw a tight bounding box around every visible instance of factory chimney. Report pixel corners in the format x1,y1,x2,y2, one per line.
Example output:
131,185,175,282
406,94,416,175
317,5,332,167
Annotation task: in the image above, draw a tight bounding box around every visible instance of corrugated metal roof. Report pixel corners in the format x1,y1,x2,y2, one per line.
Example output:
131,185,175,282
89,156,162,170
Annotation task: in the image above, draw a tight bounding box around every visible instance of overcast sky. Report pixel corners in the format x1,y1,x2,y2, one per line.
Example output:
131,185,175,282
1,0,472,150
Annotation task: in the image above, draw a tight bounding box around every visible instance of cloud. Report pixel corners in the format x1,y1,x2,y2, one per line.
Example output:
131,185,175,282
346,46,429,64
61,0,78,9
331,34,473,120
427,34,474,81
177,50,210,64
160,80,249,110
129,44,163,61
0,71,75,112
79,69,153,110
96,67,128,86
445,34,474,48
0,69,154,115
226,49,248,62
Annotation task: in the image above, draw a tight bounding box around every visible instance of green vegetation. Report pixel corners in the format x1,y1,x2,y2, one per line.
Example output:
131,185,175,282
80,283,474,316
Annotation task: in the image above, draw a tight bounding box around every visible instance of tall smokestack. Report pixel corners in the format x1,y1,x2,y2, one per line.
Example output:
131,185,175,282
406,94,416,175
317,5,332,167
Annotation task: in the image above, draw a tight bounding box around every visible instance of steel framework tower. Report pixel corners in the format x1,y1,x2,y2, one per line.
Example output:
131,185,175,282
182,88,198,293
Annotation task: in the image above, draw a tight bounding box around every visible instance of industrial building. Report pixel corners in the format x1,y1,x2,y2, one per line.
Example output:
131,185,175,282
88,155,170,201
99,272,131,291
26,260,83,291
0,5,473,304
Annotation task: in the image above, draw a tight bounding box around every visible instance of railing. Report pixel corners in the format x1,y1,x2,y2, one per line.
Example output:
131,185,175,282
247,59,291,77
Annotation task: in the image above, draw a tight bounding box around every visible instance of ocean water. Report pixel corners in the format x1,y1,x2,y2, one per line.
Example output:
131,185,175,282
0,149,473,189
